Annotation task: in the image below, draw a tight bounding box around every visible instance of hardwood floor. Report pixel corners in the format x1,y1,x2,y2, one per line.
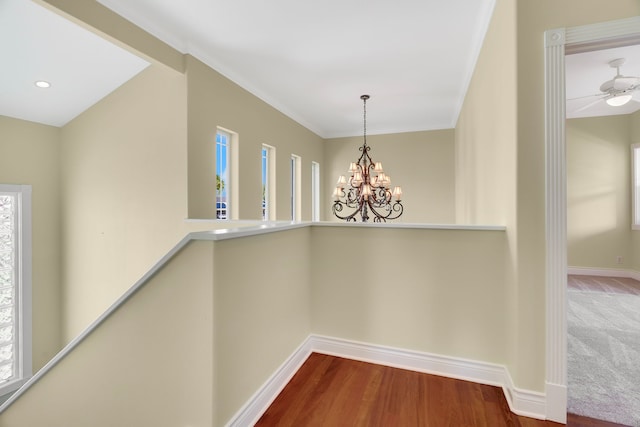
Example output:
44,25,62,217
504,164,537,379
255,353,626,427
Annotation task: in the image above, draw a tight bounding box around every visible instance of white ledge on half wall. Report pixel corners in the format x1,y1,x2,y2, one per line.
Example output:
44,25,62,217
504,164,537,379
312,221,506,231
189,221,506,242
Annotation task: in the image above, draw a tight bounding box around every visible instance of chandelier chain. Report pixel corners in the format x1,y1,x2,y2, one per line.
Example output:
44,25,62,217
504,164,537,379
363,96,367,144
361,94,368,146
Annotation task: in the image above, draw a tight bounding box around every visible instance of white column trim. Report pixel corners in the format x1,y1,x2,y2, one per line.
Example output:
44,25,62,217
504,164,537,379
544,16,640,424
544,26,567,424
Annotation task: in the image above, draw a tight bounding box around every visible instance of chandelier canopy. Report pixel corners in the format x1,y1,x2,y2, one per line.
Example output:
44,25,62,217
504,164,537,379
332,95,403,222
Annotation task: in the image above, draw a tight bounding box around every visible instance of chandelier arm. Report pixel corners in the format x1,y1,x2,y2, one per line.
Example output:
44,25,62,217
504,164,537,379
366,198,403,221
369,187,390,205
332,200,359,222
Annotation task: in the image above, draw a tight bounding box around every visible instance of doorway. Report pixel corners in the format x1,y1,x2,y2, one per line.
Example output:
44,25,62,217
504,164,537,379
544,16,640,423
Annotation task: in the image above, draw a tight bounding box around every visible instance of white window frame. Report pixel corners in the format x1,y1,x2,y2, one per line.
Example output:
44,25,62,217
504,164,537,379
632,143,640,229
291,154,302,221
0,184,32,398
311,161,320,222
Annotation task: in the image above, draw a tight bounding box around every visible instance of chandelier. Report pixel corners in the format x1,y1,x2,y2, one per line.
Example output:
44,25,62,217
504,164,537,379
332,95,403,222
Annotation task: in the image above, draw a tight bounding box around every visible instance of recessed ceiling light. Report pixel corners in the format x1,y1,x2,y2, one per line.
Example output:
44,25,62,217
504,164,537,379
34,80,51,89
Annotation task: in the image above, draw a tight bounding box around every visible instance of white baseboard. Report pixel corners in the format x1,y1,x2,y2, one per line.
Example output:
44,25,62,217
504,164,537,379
568,266,640,281
226,338,313,427
310,335,546,419
226,335,548,425
545,382,567,423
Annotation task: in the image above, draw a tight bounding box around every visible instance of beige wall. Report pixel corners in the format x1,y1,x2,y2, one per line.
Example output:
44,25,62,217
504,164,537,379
213,228,312,425
0,116,62,371
567,115,633,270
0,226,510,426
14,0,640,409
0,228,315,426
185,55,325,221
455,0,516,228
59,63,191,341
59,58,325,339
311,226,509,364
513,0,639,390
0,240,215,427
455,0,520,386
325,130,455,223
455,0,640,391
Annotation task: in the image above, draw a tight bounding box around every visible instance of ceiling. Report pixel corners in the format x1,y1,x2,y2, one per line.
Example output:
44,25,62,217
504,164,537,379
566,44,640,119
0,0,149,128
1,0,494,137
94,0,498,138
2,1,638,137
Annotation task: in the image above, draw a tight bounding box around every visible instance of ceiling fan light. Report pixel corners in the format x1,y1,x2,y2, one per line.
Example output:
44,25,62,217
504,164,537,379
606,93,632,107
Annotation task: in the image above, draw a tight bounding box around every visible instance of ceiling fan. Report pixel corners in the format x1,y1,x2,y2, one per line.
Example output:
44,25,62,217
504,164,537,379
570,58,640,112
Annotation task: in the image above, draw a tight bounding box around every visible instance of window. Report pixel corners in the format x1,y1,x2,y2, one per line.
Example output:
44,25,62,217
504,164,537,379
0,185,32,397
262,147,268,220
291,154,301,221
311,162,320,221
632,144,640,229
262,145,275,220
216,130,231,219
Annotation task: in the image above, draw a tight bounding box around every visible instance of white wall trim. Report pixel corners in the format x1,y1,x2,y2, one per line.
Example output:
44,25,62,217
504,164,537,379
568,266,640,281
546,382,567,423
564,16,640,53
226,338,314,427
544,25,568,424
226,335,547,425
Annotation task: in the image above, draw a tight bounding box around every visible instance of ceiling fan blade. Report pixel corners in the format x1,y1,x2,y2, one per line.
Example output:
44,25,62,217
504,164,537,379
573,97,603,113
567,93,603,101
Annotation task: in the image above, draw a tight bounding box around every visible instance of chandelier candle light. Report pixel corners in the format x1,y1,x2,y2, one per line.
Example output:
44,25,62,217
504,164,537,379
332,95,403,222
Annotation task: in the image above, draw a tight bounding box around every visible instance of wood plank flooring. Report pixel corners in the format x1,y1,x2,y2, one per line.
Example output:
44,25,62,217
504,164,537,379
255,353,626,427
